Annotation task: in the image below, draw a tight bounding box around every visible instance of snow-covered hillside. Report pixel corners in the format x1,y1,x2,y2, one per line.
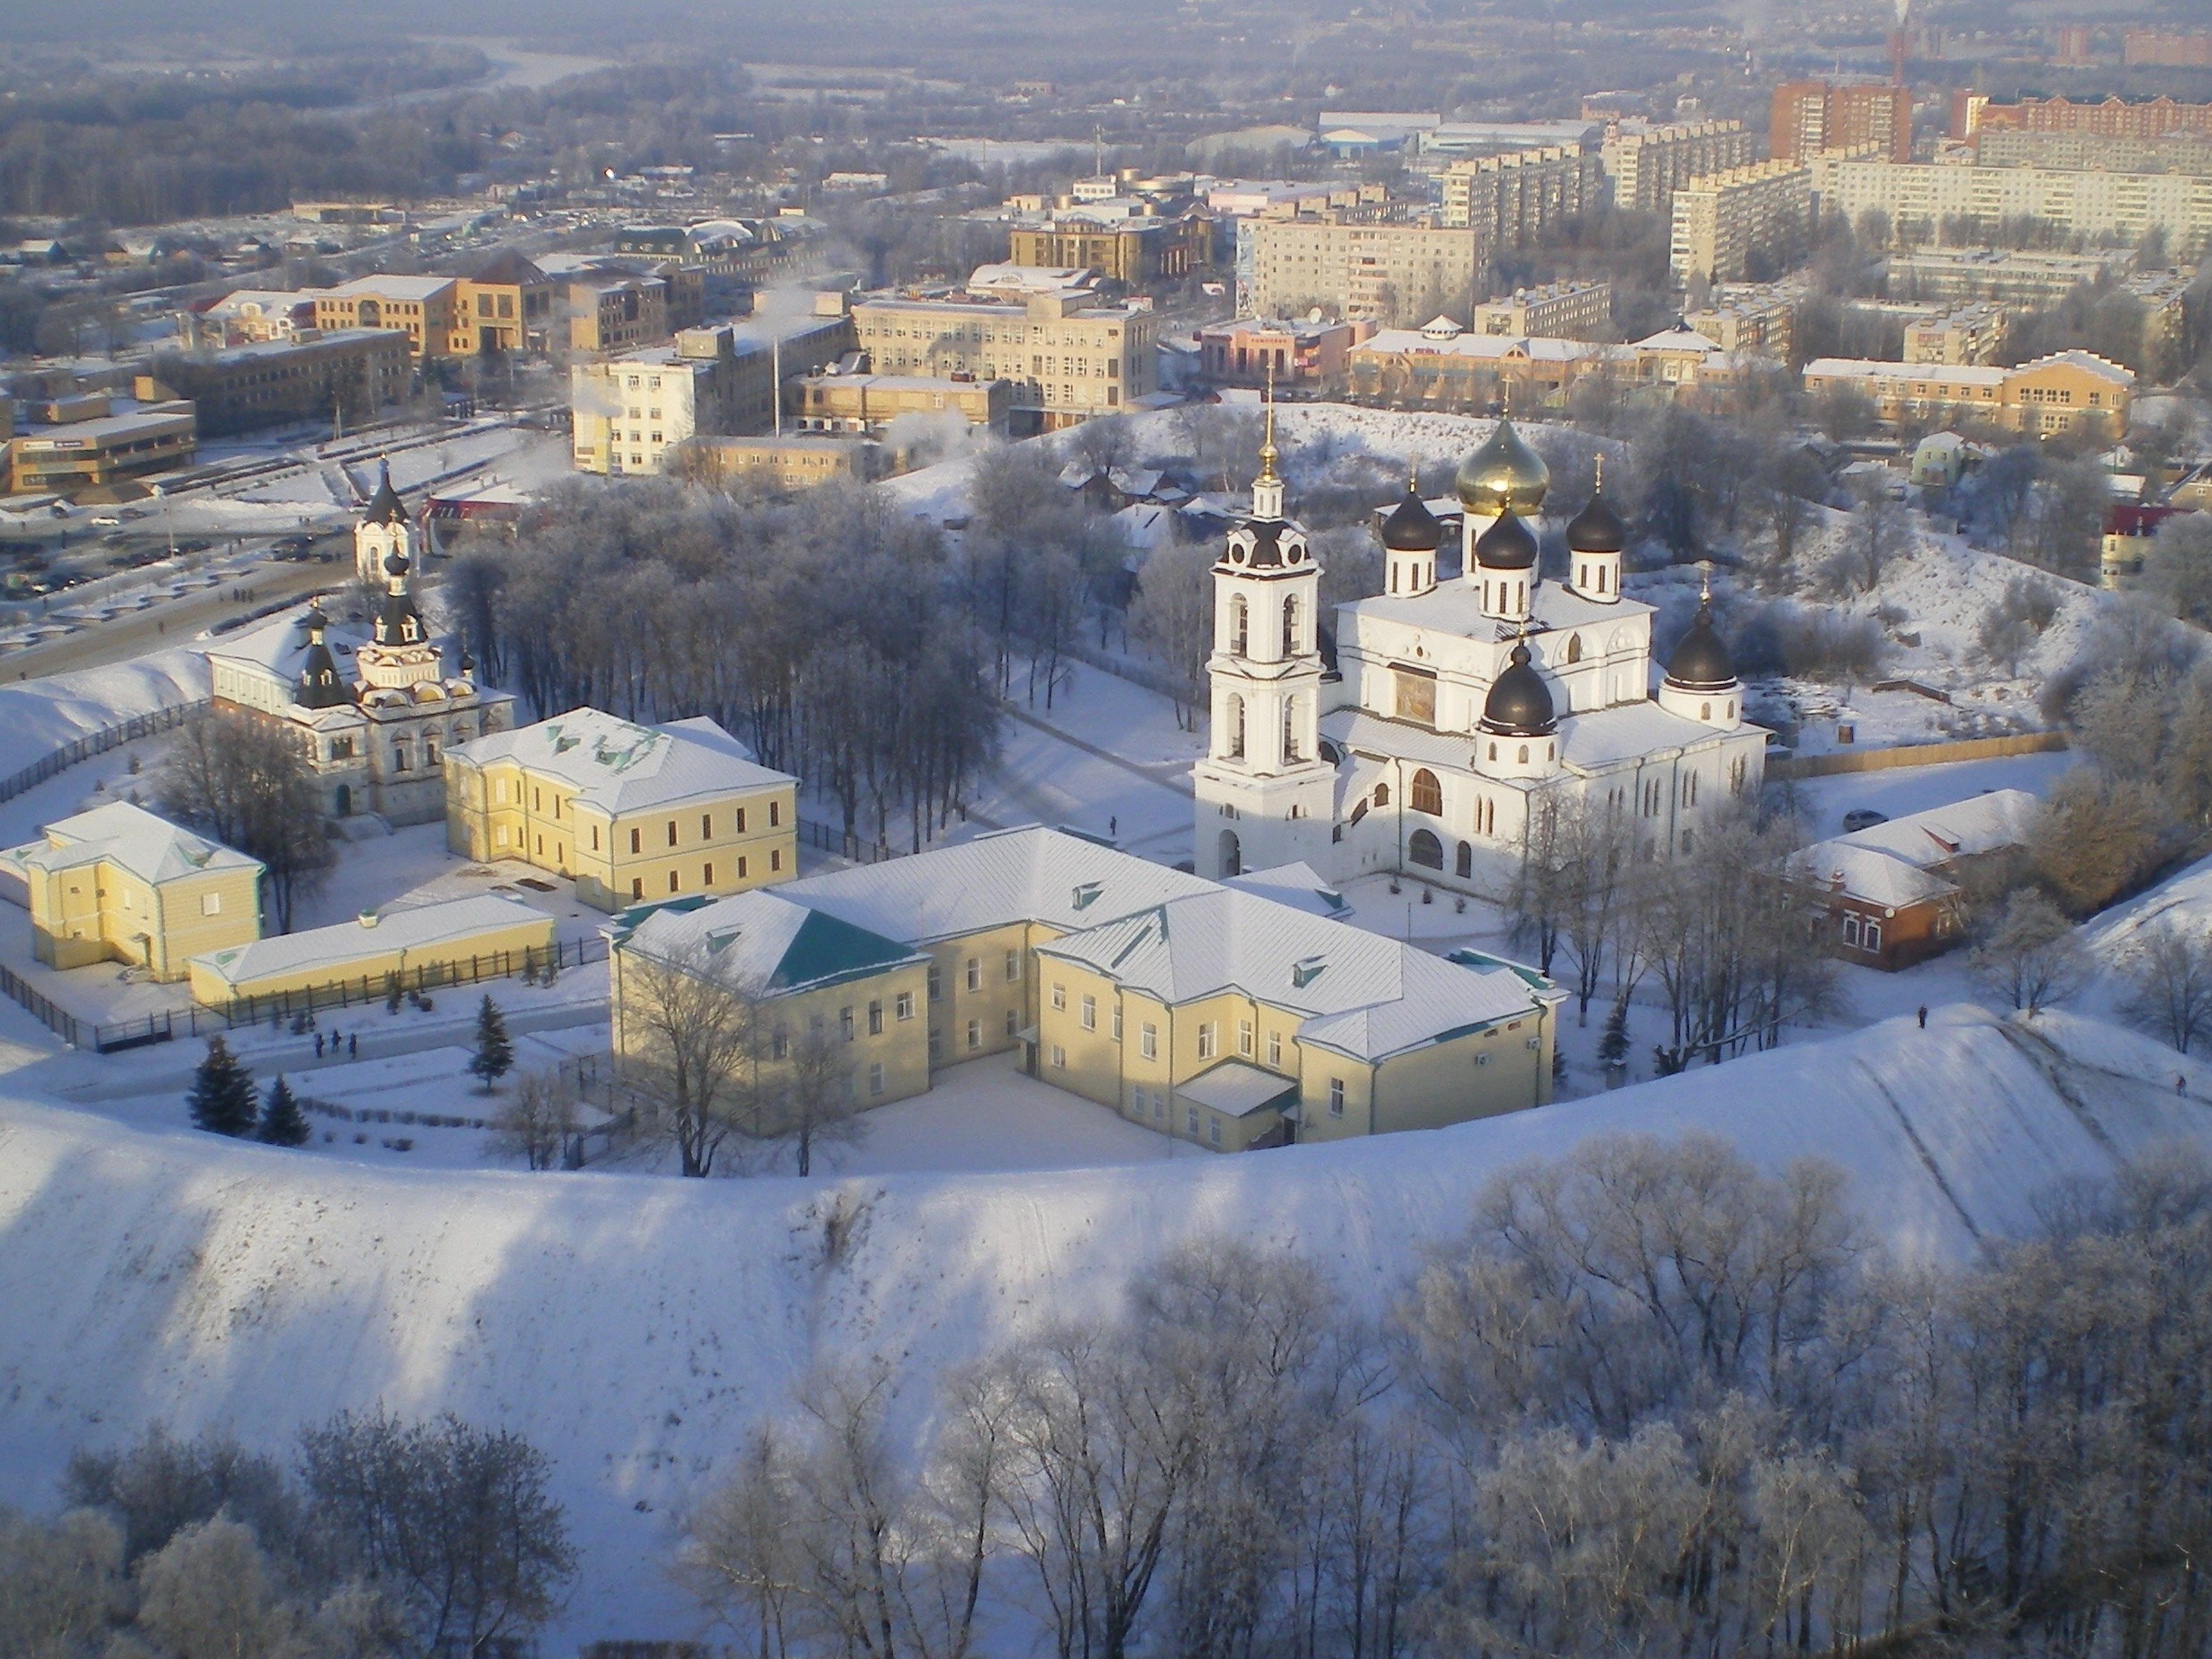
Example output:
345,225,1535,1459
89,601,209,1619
3,1004,2207,1645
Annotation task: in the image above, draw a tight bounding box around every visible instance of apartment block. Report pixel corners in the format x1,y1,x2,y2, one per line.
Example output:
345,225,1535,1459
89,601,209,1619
1904,302,2009,365
1683,291,1794,356
794,372,1012,437
1471,279,1612,340
1810,155,2212,257
1976,130,2212,176
2122,32,2212,68
311,275,460,363
1770,80,1913,164
1602,119,1760,217
149,329,412,437
1802,348,2133,437
1884,246,2136,305
1952,92,2212,143
1244,217,1480,328
1437,144,1601,253
848,286,1157,434
1669,160,1812,284
571,327,752,476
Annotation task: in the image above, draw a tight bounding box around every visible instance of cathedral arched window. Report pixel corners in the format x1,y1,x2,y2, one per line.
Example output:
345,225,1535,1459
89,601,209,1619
1456,841,1472,878
1518,744,1530,764
1225,695,1245,760
1230,594,1249,656
1282,593,1299,657
1408,829,1443,870
1282,699,1300,763
1566,634,1583,664
1410,769,1443,816
1372,781,1390,807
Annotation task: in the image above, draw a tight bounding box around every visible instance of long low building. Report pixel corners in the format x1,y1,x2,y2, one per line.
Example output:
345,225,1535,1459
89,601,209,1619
793,371,1011,437
5,403,197,496
1812,154,2212,257
609,826,1563,1155
149,329,412,437
187,894,554,1010
1801,348,2133,437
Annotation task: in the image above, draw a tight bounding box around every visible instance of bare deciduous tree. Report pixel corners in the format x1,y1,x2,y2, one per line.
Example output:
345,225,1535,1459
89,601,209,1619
156,708,333,933
613,934,764,1178
2117,922,2212,1053
483,1067,580,1172
1971,889,2089,1013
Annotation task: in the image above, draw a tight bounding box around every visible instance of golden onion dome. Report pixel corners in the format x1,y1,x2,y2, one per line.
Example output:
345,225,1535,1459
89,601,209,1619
1455,418,1549,517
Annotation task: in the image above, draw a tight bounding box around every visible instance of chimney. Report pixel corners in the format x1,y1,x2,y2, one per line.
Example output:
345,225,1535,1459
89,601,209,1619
1890,26,1906,85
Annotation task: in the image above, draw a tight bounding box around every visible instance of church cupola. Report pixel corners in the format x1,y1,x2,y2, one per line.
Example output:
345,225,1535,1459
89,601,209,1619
1566,454,1627,605
294,603,349,709
1455,417,1549,521
363,459,407,525
353,456,420,585
375,549,424,648
1657,575,1741,729
1473,508,1539,624
1379,476,1441,599
1476,638,1559,780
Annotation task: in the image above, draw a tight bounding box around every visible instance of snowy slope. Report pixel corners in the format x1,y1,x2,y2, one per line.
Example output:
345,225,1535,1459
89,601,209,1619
0,648,211,786
2,1005,2208,1644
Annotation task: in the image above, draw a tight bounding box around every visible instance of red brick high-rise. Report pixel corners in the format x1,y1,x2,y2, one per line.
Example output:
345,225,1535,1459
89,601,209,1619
1769,81,1913,164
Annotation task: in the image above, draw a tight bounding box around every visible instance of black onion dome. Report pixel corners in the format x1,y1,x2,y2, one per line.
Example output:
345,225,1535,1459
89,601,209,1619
295,618,348,708
1480,643,1557,737
1379,483,1442,552
1241,518,1287,567
363,461,407,526
1474,508,1538,572
1666,602,1737,690
1566,490,1627,555
384,549,411,579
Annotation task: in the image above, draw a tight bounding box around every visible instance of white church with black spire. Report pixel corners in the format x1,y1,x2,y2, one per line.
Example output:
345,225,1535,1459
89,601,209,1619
1193,418,1765,889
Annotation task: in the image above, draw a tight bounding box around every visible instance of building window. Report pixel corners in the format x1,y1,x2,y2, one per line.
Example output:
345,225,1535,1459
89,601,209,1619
667,820,678,847
703,862,714,885
966,957,982,992
702,813,713,838
1237,1019,1253,1057
1197,1023,1217,1059
1209,1116,1222,1148
1843,915,1861,947
1411,770,1443,816
771,850,781,872
896,992,915,1021
1141,1023,1158,1059
929,1027,942,1063
1004,949,1020,982
772,1026,789,1060
1051,1043,1066,1068
631,878,644,900
668,871,680,893
1865,921,1882,952
1080,995,1097,1031
929,967,942,1002
201,893,221,916
737,856,748,879
1187,1106,1200,1137
770,801,781,827
839,1006,855,1041
736,807,747,833
1051,983,1066,1012
869,1063,885,1096
1268,1030,1281,1068
1112,1005,1123,1041
868,1000,884,1035
631,827,642,854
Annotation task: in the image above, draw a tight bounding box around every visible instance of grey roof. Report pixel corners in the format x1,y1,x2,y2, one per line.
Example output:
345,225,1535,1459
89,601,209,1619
1834,789,2038,869
1178,1060,1302,1118
1793,843,1956,910
1480,642,1557,736
1474,509,1539,572
452,709,791,815
1379,484,1443,552
191,895,544,990
1323,699,1735,777
1034,885,1547,1062
2,801,262,887
1665,603,1736,690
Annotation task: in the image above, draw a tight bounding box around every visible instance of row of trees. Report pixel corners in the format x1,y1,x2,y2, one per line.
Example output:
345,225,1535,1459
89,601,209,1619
449,481,1004,857
680,1136,2212,1659
2,1412,573,1659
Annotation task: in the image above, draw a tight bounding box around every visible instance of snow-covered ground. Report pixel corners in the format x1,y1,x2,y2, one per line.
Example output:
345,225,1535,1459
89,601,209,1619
1,1001,2206,1647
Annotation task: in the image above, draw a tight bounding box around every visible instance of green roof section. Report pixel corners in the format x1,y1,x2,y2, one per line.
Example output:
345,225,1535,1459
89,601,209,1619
770,908,920,992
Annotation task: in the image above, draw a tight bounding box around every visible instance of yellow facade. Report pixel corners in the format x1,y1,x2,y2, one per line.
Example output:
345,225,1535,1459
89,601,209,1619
186,899,553,1009
1,804,262,982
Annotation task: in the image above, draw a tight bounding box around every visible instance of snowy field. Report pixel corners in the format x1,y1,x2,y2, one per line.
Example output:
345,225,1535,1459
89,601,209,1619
2,1001,2208,1646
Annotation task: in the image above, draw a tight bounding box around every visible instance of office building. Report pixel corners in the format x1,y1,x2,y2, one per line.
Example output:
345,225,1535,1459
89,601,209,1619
311,275,461,363
569,275,670,355
1196,317,1373,388
571,327,753,476
5,402,196,496
1770,80,1913,164
793,372,1012,437
1471,280,1612,340
1669,160,1812,284
671,435,884,492
847,285,1158,434
149,329,411,437
1007,213,1211,287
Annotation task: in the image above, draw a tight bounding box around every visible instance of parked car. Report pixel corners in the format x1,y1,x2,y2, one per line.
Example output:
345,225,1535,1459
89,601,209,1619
1842,808,1889,834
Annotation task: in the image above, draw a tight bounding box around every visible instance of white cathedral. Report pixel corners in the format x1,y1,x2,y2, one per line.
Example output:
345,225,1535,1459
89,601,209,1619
1192,413,1765,892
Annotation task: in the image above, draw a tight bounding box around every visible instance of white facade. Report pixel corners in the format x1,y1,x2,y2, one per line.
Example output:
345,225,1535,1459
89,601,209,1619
1193,422,1767,894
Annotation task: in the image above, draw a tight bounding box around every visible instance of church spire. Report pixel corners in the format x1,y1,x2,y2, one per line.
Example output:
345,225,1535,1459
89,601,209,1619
1251,361,1285,522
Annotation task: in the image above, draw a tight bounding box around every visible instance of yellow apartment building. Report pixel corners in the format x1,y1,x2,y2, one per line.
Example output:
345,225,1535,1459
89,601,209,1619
793,372,1012,437
187,894,552,1010
611,827,1562,1151
672,434,883,491
612,888,934,1112
446,708,799,912
0,802,262,980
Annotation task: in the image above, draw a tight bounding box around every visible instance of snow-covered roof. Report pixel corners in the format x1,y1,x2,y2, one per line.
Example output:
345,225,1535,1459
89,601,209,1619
1224,861,1353,918
622,888,925,996
1557,702,1731,771
451,709,790,816
1178,1060,1301,1118
1631,326,1723,354
1345,577,1656,638
1034,886,1549,1062
189,895,547,991
2019,349,2134,387
1355,329,1612,365
1793,843,1955,910
1,801,261,888
1836,789,2039,870
204,608,366,681
782,825,1214,948
1803,358,2008,387
314,275,456,301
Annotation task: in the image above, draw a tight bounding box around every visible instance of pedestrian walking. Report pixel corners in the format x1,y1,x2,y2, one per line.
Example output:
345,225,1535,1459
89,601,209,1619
348,1032,357,1058
2180,1075,2189,1097
1917,1005,1927,1029
315,1032,324,1058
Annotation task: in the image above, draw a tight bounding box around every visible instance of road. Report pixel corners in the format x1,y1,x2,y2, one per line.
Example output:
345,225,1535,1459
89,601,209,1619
0,559,337,681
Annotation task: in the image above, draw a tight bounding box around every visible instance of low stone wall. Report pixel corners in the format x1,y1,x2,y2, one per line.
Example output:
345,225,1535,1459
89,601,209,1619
1767,731,2068,780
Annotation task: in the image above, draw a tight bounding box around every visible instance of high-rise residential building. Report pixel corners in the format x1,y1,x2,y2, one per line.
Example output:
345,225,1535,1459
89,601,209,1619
1682,291,1794,356
1669,160,1812,284
1602,120,1760,218
1244,218,1480,328
1437,145,1601,253
1471,280,1612,340
1952,92,2212,142
2123,31,2212,68
847,285,1157,434
1810,154,2212,256
1975,130,2212,176
1769,80,1913,164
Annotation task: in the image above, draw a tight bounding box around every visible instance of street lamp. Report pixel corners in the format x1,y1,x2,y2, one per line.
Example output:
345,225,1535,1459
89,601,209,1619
151,484,175,559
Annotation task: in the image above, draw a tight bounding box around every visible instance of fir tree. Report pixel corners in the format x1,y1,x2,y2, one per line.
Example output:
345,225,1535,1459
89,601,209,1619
1598,999,1631,1070
469,995,514,1093
257,1074,310,1146
186,1035,257,1136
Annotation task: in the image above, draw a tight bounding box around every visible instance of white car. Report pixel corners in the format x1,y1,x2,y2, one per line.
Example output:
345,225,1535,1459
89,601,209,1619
89,514,122,527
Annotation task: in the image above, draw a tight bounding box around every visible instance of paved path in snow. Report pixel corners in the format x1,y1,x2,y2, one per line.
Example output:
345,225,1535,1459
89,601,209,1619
999,702,1195,798
53,995,608,1103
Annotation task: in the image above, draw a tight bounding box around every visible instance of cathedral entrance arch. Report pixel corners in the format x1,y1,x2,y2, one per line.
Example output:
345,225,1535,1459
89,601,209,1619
1218,829,1241,877
334,783,351,816
1408,829,1443,869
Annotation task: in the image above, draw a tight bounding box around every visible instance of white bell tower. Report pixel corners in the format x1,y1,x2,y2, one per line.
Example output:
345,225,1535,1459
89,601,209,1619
1192,388,1336,881
353,459,420,584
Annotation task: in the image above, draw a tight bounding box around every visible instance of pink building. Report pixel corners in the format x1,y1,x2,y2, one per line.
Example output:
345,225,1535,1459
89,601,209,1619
1197,317,1377,389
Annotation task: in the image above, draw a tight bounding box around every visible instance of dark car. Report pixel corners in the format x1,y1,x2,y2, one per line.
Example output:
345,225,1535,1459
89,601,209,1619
1842,808,1889,834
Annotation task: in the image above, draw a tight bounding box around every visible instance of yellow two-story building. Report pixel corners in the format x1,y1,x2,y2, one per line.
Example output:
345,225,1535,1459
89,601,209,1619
445,708,799,912
0,801,262,981
612,827,1561,1153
